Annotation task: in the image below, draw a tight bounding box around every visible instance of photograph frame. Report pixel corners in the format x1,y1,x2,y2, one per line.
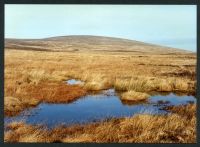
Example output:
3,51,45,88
0,0,199,146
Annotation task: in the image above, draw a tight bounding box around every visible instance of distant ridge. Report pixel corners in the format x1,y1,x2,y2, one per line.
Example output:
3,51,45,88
5,35,192,54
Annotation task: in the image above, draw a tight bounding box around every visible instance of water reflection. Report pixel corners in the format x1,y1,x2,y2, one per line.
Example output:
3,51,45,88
4,88,196,128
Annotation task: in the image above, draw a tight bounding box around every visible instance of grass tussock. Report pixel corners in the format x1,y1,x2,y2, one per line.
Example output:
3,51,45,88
4,121,51,142
4,96,40,116
25,82,87,103
4,104,196,143
162,104,196,120
84,74,112,91
121,90,149,102
114,76,195,93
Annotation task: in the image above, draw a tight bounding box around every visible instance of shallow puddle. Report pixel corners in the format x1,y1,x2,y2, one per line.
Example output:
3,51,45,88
66,79,84,85
5,88,196,128
150,93,196,105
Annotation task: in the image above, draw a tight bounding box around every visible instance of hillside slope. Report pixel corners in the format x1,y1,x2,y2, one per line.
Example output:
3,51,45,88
5,35,192,54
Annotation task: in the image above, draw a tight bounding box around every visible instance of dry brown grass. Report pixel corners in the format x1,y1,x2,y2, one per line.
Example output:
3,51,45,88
24,82,87,103
4,49,196,116
162,103,196,120
114,76,195,93
4,81,87,116
4,35,197,143
4,121,51,142
84,74,112,91
4,96,40,116
4,104,196,143
4,46,196,143
121,90,150,102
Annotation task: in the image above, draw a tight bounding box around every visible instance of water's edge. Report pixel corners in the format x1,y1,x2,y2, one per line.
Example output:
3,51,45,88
4,79,196,128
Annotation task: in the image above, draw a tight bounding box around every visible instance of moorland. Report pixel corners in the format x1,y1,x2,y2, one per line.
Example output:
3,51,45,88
4,35,196,143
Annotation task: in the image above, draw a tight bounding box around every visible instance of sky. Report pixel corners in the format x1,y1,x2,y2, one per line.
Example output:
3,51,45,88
5,5,196,52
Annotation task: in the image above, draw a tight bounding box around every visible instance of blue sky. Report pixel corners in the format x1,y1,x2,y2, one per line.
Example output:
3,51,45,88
5,5,196,52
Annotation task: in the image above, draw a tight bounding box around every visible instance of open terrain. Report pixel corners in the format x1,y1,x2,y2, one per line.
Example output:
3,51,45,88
4,35,196,143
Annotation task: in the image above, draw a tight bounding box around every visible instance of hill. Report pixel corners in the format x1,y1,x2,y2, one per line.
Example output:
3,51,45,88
5,35,192,54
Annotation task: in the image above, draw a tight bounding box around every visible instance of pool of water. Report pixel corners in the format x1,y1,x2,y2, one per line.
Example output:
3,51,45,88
4,88,196,128
150,93,196,105
66,79,84,85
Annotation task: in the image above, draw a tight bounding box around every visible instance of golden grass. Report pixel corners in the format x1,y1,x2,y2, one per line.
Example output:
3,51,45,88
121,90,150,102
4,104,196,143
84,74,112,90
114,76,195,93
4,49,196,116
162,103,196,120
4,97,24,116
4,121,51,142
24,82,87,103
4,96,40,116
4,82,87,116
4,39,197,143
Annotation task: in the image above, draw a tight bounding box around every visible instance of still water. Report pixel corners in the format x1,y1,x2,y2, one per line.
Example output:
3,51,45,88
5,87,196,127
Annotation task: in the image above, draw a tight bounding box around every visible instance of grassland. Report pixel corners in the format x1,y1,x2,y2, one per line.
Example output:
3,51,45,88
4,36,197,143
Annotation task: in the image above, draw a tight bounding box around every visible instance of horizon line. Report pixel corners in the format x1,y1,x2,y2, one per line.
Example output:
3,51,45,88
5,34,196,53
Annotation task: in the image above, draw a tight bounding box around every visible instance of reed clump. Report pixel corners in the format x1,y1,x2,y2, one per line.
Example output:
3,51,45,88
114,76,195,93
4,96,40,116
121,90,150,102
84,74,112,91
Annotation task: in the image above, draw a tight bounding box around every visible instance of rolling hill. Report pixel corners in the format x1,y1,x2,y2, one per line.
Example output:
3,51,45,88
5,35,192,54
